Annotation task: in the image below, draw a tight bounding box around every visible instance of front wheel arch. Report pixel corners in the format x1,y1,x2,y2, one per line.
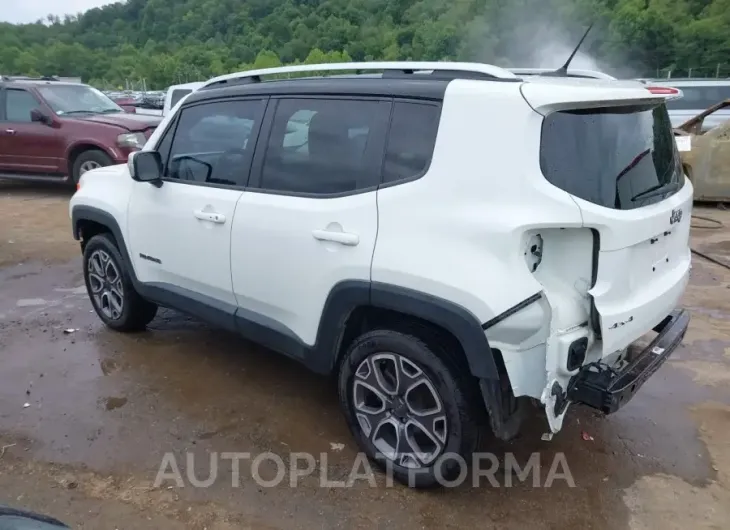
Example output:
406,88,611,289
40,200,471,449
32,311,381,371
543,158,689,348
72,206,136,280
67,143,115,173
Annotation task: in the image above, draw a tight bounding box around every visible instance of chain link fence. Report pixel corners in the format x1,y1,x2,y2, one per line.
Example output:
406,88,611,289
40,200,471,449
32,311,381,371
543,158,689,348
654,65,730,79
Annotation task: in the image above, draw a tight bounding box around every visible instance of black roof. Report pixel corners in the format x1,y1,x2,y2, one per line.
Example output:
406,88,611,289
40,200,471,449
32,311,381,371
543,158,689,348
185,70,521,105
186,77,449,104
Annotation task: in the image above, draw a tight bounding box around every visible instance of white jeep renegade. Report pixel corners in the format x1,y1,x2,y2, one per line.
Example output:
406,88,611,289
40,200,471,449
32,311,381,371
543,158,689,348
70,62,692,488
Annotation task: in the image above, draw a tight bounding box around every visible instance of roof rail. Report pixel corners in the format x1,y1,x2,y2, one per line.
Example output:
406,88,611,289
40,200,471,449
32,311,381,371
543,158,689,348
201,61,520,89
0,74,60,82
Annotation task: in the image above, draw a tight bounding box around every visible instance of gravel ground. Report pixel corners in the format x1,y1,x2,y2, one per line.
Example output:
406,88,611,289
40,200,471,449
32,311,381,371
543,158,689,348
1,180,729,529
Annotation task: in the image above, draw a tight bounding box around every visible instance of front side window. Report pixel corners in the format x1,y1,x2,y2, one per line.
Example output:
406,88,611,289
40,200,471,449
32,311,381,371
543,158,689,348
540,103,683,210
37,84,123,115
259,98,387,195
4,90,40,122
164,99,264,187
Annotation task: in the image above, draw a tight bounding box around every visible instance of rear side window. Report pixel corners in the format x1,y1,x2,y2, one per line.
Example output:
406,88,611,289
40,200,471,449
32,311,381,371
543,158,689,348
4,89,39,122
383,101,441,184
259,98,388,195
540,104,683,210
664,85,730,110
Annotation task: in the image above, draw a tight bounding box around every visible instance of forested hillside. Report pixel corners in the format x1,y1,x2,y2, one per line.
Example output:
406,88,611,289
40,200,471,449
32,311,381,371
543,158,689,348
0,0,729,88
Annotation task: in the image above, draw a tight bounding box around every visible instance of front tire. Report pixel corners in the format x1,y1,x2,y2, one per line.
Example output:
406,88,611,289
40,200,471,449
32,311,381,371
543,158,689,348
338,329,480,488
72,150,114,184
83,233,158,331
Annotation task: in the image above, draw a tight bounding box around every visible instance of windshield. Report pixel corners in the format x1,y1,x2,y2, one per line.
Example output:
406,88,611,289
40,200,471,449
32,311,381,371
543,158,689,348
540,103,684,210
37,85,123,115
664,85,730,110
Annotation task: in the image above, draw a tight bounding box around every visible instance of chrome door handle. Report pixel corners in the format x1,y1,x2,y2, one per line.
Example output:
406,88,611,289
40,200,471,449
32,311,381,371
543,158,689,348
193,209,226,224
312,229,359,246
5,129,16,135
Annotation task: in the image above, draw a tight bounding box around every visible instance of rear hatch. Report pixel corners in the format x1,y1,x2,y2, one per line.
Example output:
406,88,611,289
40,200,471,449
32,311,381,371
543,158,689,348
522,79,693,356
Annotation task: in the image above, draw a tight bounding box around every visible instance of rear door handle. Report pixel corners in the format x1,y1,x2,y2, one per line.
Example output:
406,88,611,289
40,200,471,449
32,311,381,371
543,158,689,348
193,209,226,224
5,129,16,135
312,229,359,246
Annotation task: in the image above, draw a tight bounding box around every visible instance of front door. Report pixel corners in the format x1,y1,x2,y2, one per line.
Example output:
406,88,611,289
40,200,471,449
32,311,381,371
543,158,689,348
0,88,63,174
127,97,267,319
231,96,390,347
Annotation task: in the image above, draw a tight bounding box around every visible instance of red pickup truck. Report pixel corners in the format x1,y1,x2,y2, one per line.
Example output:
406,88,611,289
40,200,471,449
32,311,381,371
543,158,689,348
0,77,161,186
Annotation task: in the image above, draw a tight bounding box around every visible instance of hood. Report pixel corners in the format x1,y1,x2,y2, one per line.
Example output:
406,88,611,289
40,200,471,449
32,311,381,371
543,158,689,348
75,113,162,131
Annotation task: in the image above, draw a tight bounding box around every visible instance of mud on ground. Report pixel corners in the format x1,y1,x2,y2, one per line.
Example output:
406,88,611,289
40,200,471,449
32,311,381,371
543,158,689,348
1,180,729,529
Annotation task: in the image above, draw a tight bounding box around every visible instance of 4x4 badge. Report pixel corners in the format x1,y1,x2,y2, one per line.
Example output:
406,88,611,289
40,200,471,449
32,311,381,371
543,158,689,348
670,208,683,225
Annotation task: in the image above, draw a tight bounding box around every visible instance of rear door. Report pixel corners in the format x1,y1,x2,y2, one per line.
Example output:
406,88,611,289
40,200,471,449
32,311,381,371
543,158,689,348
539,100,693,355
230,96,390,348
0,87,63,174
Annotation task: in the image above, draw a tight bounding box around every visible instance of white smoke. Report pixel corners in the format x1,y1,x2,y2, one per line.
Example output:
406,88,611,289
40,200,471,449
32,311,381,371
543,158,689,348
529,39,602,71
459,0,619,76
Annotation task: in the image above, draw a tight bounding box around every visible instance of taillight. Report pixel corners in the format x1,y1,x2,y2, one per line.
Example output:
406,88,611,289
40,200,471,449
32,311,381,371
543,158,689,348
646,86,682,99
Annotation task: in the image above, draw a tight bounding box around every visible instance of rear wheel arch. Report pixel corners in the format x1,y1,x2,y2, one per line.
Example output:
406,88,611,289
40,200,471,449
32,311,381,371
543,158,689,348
312,281,499,381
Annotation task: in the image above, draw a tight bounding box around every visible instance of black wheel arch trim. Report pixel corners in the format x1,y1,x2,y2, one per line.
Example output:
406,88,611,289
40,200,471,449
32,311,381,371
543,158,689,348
366,282,499,380
72,205,132,267
71,205,498,381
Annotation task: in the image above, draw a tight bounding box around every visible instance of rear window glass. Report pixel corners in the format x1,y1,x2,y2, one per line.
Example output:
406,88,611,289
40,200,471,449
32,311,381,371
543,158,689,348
383,101,441,184
664,85,730,110
540,104,683,210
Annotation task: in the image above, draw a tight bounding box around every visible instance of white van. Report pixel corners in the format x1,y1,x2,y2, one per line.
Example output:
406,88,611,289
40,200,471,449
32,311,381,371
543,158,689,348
163,82,205,116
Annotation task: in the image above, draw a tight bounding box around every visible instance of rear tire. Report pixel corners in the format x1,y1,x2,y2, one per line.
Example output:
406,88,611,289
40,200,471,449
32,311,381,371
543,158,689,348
338,329,480,488
72,150,114,184
83,233,158,331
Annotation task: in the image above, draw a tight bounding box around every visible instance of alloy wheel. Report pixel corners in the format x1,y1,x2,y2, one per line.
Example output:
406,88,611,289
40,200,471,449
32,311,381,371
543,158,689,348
352,353,448,469
87,249,124,320
79,160,102,175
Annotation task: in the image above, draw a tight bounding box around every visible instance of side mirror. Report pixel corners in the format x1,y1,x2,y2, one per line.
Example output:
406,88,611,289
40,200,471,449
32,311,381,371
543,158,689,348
30,109,52,125
129,151,163,186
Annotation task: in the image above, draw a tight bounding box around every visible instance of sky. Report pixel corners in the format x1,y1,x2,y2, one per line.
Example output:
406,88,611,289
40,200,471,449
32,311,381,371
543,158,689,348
1,0,116,24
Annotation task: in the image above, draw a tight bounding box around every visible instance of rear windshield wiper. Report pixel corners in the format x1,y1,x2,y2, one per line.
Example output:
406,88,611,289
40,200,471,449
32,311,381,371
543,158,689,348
631,181,680,202
615,148,651,184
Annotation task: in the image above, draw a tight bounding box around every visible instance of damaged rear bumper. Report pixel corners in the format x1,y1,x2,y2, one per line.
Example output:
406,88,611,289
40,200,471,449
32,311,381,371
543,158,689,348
568,309,690,414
